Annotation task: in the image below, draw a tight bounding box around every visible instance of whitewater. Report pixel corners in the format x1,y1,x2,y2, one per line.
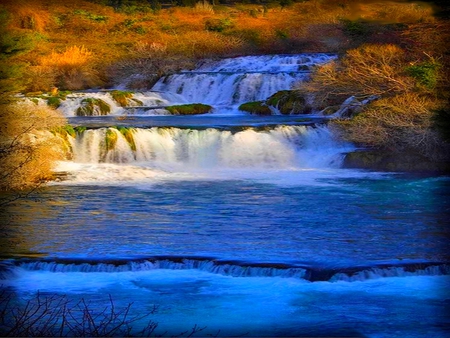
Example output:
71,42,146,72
1,54,449,337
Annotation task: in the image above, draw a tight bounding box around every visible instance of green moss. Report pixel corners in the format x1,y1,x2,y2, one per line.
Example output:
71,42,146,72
110,90,133,107
105,128,118,151
266,90,310,115
30,98,39,105
165,103,212,115
116,126,136,151
74,126,87,134
405,61,441,90
47,96,61,108
238,101,272,115
76,98,111,116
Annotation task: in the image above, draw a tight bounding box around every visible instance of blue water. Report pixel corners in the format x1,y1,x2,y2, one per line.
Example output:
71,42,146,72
2,169,450,337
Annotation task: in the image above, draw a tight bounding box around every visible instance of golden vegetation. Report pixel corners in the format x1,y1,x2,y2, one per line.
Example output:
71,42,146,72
0,102,66,191
0,0,440,92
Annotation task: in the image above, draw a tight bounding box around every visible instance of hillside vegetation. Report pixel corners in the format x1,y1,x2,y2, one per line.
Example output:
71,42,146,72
1,0,443,91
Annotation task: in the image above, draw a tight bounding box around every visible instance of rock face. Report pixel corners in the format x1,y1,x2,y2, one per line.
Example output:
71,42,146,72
343,150,450,173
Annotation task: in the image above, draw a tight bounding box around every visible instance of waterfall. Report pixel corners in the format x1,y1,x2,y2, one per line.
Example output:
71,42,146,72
51,54,336,117
5,258,449,282
66,125,349,169
152,54,336,106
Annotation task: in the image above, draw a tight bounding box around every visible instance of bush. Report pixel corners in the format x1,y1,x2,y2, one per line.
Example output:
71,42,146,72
332,93,448,160
0,101,66,193
39,46,102,90
204,18,234,32
300,44,413,109
47,96,61,108
405,60,441,91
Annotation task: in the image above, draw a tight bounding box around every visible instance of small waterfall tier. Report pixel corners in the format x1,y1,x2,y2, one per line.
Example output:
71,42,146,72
153,54,336,106
28,54,335,117
61,125,350,169
3,258,448,283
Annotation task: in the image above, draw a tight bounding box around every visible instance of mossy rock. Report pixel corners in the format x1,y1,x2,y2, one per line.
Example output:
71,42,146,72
105,128,118,151
266,90,311,115
166,103,212,115
110,90,135,107
116,126,136,151
238,101,272,116
76,98,111,116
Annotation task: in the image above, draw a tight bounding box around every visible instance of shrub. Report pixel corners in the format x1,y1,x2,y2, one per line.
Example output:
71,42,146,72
204,18,234,32
112,42,194,89
332,93,448,160
300,44,413,109
0,101,66,193
165,103,212,115
39,46,102,90
0,291,159,337
405,60,441,91
238,101,272,115
193,1,214,14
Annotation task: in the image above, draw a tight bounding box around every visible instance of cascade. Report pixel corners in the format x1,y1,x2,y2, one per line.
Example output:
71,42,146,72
152,54,336,107
5,258,449,282
65,125,350,169
50,54,336,116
